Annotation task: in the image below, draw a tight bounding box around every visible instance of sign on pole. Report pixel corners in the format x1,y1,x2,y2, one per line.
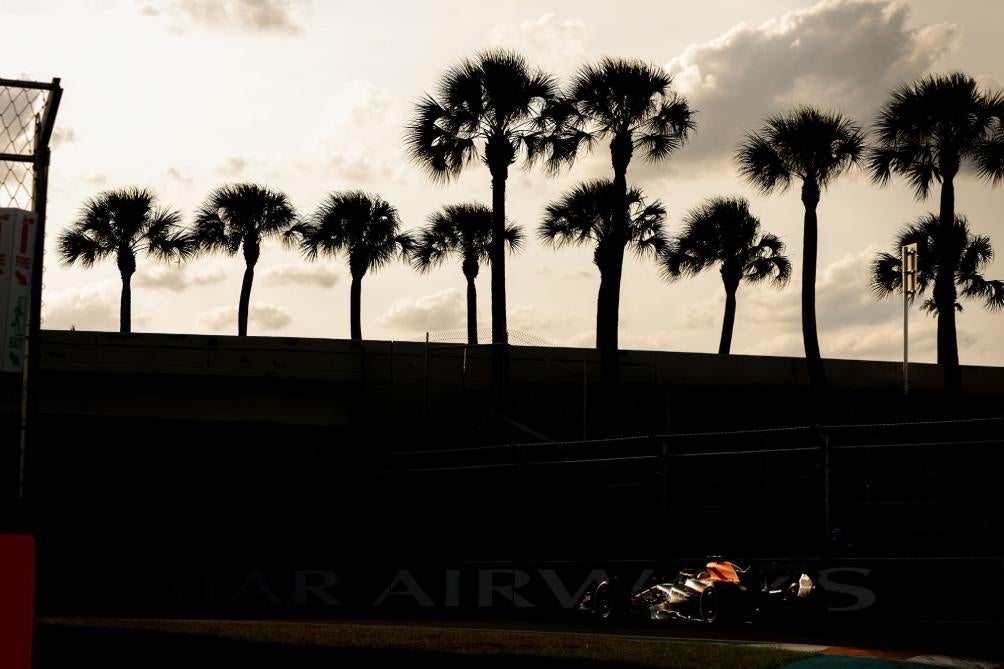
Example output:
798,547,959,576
0,208,35,373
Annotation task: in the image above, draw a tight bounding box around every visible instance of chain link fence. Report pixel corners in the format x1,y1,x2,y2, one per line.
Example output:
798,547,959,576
1,77,61,514
0,81,52,208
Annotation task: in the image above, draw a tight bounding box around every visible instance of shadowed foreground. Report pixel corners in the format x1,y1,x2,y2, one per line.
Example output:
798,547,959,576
35,620,807,669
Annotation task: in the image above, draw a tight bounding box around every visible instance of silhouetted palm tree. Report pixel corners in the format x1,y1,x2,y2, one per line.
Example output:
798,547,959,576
872,215,1003,350
540,180,666,348
412,203,523,345
57,187,195,333
869,73,1004,391
662,197,791,355
288,191,412,341
566,58,695,357
406,50,575,391
193,183,297,337
737,106,865,390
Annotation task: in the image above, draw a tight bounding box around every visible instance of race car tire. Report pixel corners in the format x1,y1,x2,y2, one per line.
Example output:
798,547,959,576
700,585,738,625
593,581,615,621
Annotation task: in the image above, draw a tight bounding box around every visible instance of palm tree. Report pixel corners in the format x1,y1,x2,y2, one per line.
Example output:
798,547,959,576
57,187,195,333
869,72,1004,392
193,183,297,337
736,106,865,390
662,197,791,355
539,180,666,348
872,215,1003,351
412,203,523,345
406,50,575,390
288,191,412,341
565,58,695,357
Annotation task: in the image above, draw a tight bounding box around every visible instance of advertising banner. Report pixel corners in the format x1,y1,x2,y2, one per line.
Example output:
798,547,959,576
0,208,35,373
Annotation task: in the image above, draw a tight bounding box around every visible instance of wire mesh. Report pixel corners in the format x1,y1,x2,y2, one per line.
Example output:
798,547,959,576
1,83,47,209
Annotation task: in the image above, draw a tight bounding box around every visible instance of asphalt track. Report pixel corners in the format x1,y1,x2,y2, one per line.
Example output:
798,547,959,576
36,616,1004,669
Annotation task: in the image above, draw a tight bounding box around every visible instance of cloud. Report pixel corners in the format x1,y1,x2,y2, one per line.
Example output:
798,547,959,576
133,263,228,291
262,263,338,288
216,157,246,177
42,282,134,331
490,13,593,75
140,0,302,35
379,289,466,333
50,127,77,147
509,303,559,333
133,264,188,292
665,0,960,168
312,80,406,184
166,167,193,186
199,303,291,332
735,247,894,332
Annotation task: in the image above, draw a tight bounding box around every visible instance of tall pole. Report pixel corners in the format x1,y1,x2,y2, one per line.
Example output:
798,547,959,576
16,78,61,512
902,243,918,396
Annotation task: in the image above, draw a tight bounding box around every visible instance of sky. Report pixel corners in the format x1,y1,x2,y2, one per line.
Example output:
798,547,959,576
4,0,1003,365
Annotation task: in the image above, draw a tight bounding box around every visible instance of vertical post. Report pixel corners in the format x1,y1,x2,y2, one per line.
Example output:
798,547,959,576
658,439,669,559
423,332,429,416
582,357,588,440
822,430,831,557
20,78,62,510
902,243,917,396
903,278,908,395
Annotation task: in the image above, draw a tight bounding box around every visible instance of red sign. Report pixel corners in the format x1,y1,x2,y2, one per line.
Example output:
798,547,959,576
0,534,34,669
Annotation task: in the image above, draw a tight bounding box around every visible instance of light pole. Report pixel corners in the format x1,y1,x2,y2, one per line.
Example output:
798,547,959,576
902,242,918,395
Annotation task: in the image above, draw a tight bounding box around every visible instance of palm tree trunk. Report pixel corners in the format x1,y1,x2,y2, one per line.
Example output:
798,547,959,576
801,180,826,390
719,284,738,355
117,250,136,334
595,270,606,348
237,264,255,336
119,270,133,333
601,143,630,389
237,240,260,337
937,173,961,393
465,272,478,345
350,273,363,341
490,161,509,406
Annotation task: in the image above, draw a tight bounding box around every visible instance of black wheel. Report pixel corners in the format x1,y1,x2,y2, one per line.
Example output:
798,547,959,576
700,585,722,624
593,581,614,620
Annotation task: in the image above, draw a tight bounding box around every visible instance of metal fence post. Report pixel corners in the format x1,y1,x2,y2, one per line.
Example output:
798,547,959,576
822,429,831,557
658,438,669,559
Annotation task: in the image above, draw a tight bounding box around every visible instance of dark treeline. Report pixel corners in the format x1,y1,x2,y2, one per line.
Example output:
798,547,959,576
56,52,1004,393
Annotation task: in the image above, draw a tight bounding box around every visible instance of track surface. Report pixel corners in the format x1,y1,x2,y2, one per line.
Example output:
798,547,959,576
36,616,1004,667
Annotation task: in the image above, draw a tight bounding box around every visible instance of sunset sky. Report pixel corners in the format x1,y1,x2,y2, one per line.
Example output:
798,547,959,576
5,0,1003,365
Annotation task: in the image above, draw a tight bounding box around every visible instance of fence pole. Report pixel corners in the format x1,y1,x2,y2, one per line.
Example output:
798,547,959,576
822,429,831,558
658,438,669,559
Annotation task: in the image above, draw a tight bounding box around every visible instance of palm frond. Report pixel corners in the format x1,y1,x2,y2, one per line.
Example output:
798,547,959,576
663,195,788,291
60,187,188,269
306,191,410,276
871,252,903,298
568,57,693,169
194,183,296,255
975,127,1004,185
144,208,196,261
872,72,1003,196
736,131,792,194
57,229,106,267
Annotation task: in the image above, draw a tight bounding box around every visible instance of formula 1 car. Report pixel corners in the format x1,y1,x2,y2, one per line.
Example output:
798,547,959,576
577,559,823,625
